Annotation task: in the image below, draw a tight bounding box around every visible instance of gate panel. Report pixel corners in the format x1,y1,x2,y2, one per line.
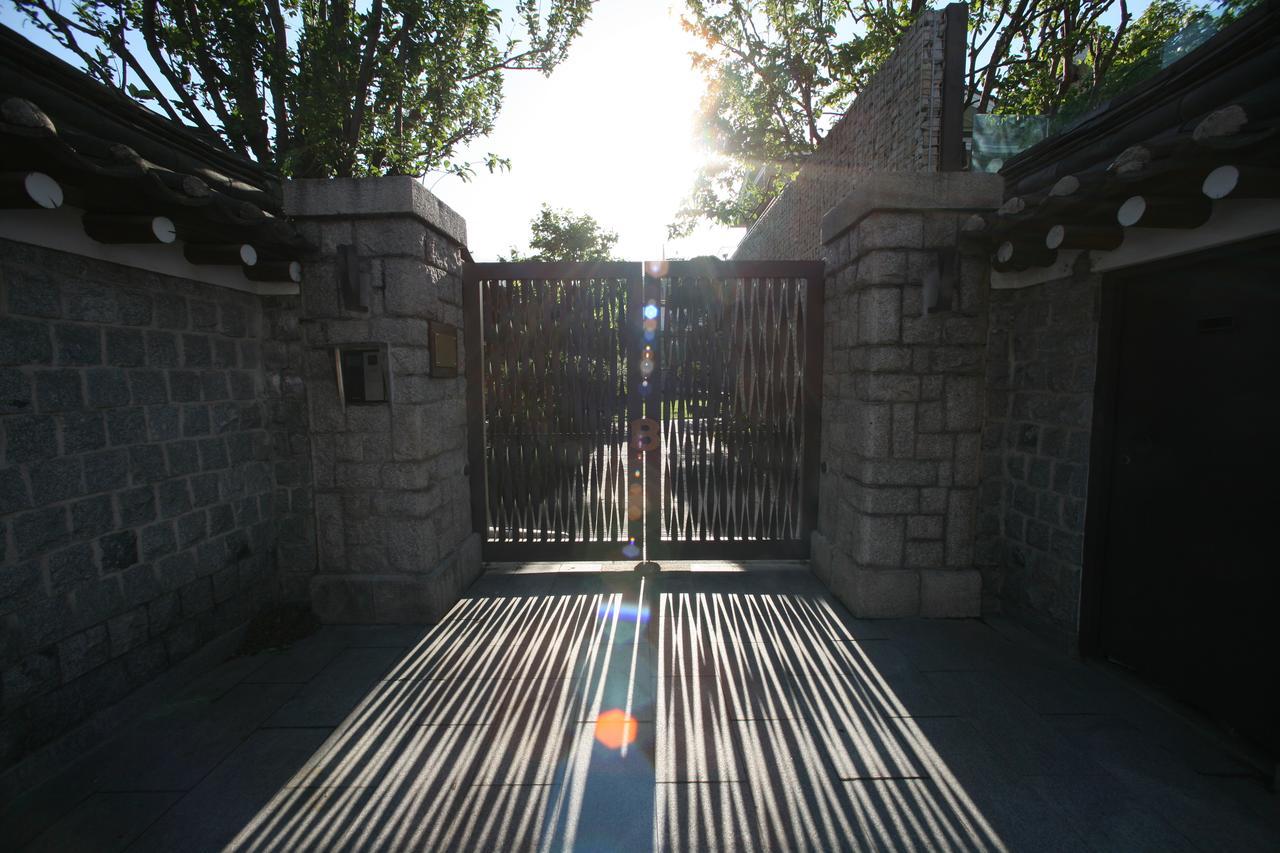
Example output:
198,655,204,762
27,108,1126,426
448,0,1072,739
465,259,823,562
649,261,824,559
466,262,640,560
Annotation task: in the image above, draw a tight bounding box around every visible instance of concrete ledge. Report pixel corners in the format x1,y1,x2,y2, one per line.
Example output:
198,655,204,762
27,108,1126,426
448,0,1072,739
920,568,982,617
821,172,1003,245
310,533,483,624
284,176,467,247
836,566,921,618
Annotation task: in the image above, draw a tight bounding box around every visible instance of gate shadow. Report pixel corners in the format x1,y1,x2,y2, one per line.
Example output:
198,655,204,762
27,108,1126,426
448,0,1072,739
226,571,1008,851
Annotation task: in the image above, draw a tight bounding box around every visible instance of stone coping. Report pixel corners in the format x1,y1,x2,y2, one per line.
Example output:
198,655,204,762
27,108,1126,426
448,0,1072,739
284,175,468,248
821,172,1003,245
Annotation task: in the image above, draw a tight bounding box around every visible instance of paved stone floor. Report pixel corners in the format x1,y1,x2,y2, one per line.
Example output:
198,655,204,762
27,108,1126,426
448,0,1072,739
2,563,1277,851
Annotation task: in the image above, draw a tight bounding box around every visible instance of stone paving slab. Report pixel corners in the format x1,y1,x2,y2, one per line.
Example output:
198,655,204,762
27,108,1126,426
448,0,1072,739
241,633,348,684
89,682,304,792
5,562,1277,852
23,792,184,853
262,647,407,729
128,728,334,853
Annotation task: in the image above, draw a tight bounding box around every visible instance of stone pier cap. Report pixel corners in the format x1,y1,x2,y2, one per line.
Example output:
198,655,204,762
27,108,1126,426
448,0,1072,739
284,175,468,247
821,172,1004,245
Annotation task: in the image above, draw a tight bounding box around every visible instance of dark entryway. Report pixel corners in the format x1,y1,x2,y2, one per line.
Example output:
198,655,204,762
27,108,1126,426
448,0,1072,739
1088,237,1280,755
463,260,824,562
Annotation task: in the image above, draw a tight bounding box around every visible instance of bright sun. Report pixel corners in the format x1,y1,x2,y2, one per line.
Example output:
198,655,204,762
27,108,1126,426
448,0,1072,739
431,0,742,261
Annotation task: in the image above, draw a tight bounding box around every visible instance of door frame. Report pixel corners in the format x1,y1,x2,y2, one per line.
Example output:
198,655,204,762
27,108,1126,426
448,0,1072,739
1077,235,1279,658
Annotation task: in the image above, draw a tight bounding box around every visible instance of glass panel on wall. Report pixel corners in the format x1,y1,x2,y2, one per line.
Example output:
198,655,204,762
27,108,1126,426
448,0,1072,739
970,114,1050,173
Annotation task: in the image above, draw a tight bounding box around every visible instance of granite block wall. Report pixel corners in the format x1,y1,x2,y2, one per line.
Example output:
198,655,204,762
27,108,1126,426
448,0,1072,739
811,173,1002,618
976,271,1101,638
0,240,284,768
733,10,950,261
285,177,481,624
260,294,316,603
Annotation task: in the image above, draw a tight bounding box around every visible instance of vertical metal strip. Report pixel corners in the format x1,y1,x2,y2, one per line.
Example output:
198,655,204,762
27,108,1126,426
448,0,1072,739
939,2,968,172
627,266,646,560
800,262,826,548
463,266,488,547
644,271,665,559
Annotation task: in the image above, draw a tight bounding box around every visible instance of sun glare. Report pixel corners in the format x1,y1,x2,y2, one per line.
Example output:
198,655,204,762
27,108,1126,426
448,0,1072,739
432,0,742,260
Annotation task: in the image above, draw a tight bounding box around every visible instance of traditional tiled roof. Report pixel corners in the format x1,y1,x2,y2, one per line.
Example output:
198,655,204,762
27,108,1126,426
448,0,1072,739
963,0,1279,273
0,24,311,281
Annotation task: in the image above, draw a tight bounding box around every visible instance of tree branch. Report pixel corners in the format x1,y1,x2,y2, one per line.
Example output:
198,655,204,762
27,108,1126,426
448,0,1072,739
140,0,224,144
265,0,292,155
345,0,384,168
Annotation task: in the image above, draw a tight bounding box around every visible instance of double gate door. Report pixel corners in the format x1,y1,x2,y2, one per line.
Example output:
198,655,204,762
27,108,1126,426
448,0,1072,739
464,260,824,562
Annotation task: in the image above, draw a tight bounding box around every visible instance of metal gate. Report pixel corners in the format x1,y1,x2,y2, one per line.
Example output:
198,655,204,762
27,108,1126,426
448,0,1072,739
464,259,824,561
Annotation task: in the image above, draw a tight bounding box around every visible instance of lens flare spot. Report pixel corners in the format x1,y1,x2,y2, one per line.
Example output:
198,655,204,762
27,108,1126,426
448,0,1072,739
595,709,639,750
596,601,651,623
642,304,660,320
621,540,640,559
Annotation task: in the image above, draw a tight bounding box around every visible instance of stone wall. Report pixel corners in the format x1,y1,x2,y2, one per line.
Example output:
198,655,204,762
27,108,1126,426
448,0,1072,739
0,240,282,768
285,177,481,623
976,271,1100,638
811,173,1002,617
733,10,951,261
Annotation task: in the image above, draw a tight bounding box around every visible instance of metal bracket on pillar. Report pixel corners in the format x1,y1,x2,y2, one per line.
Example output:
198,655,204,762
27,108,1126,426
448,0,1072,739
923,247,958,315
338,244,368,311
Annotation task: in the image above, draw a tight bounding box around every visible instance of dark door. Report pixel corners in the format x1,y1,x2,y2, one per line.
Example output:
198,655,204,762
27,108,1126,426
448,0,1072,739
1099,238,1280,754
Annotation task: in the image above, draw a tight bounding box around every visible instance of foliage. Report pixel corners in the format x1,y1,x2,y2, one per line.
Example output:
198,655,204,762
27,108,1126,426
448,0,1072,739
993,0,1216,121
10,0,594,178
503,204,620,261
671,0,1258,235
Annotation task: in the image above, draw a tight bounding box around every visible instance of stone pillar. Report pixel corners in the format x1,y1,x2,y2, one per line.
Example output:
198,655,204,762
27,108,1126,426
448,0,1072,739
812,172,1002,617
283,176,481,623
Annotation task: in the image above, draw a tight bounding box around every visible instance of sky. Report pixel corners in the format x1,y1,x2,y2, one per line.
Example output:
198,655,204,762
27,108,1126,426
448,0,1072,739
0,0,739,262
427,0,743,261
1,0,1173,261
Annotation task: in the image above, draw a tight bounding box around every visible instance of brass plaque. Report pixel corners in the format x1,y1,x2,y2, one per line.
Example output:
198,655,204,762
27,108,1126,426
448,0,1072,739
430,321,458,378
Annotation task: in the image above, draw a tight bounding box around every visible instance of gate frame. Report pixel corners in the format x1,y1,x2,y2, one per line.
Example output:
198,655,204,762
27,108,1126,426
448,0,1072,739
464,259,824,563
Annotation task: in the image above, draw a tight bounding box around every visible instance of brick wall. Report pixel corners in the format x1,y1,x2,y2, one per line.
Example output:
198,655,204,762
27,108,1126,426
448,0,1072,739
0,240,287,768
976,273,1099,638
733,10,950,261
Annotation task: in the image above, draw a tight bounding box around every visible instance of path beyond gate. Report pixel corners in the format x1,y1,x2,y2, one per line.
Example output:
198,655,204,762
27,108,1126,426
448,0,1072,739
464,260,825,562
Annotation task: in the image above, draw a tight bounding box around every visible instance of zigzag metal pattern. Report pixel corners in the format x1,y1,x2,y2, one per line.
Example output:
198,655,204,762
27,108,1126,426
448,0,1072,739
480,275,631,544
658,275,807,543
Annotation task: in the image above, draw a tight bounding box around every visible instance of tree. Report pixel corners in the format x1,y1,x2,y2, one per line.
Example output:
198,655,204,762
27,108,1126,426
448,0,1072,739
671,0,1255,235
504,205,620,261
9,0,595,178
